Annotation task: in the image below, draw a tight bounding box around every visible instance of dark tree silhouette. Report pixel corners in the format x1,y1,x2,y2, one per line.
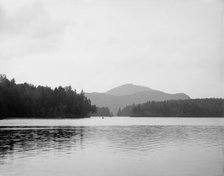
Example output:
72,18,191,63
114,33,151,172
0,74,97,119
117,99,224,117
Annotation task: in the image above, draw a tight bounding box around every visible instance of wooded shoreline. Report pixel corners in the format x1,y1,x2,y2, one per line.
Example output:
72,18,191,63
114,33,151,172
1,74,223,119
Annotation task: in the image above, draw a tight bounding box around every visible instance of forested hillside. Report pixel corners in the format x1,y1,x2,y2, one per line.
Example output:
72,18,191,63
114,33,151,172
86,84,190,115
0,75,96,118
118,99,224,117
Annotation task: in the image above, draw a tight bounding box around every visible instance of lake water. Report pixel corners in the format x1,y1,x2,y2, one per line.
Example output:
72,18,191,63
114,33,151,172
0,117,224,176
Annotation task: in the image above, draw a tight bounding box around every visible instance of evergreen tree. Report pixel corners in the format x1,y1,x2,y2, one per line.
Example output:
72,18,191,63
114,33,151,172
0,74,97,119
118,99,224,117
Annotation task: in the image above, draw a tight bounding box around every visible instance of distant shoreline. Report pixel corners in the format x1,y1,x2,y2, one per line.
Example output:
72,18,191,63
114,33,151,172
130,116,224,118
0,116,223,120
0,116,91,120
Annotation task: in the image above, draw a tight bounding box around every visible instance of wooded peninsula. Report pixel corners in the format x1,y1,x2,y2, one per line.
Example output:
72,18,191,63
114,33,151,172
0,74,97,119
118,99,224,117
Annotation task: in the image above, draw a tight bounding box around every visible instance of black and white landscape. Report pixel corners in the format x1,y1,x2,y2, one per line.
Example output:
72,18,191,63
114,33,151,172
0,0,224,176
86,83,190,114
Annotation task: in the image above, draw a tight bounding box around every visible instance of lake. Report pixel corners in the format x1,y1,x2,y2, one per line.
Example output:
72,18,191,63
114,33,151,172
0,117,224,176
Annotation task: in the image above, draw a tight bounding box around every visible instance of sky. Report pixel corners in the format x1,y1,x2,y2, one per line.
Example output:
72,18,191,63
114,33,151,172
0,0,223,98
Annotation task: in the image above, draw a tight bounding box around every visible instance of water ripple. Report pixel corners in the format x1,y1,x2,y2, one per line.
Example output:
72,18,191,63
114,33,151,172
0,123,224,176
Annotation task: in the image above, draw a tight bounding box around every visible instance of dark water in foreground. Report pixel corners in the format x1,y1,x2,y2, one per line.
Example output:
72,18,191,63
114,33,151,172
0,117,224,176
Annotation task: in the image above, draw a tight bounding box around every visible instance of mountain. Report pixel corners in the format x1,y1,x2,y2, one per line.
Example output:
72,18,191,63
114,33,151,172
106,83,152,96
85,84,190,115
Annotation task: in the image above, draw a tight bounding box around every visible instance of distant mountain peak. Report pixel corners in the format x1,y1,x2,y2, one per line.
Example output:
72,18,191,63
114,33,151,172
86,84,190,115
106,83,152,96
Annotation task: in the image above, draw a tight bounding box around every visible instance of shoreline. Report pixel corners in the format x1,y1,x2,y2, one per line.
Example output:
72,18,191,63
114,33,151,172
1,116,224,120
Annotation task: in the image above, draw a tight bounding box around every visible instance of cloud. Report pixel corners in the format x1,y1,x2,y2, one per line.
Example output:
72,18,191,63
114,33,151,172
201,0,223,3
0,2,68,59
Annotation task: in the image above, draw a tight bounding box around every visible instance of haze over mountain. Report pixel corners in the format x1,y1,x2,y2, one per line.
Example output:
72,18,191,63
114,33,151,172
106,84,152,96
85,84,190,115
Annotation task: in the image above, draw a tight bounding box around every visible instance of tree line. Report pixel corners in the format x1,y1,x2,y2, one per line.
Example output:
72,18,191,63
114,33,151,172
92,107,113,116
117,99,224,117
0,74,97,119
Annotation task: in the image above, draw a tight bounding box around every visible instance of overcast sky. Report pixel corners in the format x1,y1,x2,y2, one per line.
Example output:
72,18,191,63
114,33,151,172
0,0,223,98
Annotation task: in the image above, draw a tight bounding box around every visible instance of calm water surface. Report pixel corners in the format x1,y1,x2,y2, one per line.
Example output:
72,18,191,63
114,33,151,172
0,117,224,176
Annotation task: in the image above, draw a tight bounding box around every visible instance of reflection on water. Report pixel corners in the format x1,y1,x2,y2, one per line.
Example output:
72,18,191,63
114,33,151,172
0,127,85,160
0,119,224,176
